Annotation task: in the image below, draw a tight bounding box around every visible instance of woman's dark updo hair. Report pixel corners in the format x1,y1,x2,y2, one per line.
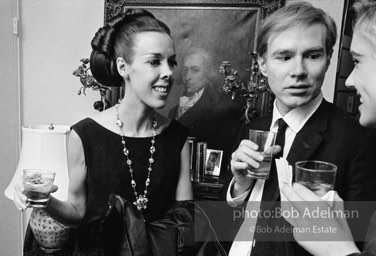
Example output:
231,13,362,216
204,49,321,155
90,9,171,87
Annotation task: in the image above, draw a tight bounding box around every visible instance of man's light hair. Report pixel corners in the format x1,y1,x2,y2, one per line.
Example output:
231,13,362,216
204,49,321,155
257,2,337,57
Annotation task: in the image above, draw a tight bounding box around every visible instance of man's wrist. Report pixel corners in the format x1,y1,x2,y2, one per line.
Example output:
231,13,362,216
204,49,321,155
231,178,254,198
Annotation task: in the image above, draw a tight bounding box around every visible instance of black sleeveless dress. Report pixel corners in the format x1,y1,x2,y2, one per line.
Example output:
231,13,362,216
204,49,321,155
71,118,188,255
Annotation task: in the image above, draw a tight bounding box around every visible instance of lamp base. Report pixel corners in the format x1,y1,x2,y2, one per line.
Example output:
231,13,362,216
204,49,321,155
29,208,73,253
34,246,68,256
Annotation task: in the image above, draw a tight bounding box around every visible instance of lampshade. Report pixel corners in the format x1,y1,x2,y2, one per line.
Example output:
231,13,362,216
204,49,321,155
4,124,70,201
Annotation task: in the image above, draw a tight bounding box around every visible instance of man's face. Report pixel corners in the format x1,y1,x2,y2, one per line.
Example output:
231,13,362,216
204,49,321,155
259,24,330,116
182,53,208,96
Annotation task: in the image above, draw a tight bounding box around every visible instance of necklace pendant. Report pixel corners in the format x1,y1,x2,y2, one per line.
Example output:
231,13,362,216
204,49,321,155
116,108,157,212
134,195,148,211
116,119,123,128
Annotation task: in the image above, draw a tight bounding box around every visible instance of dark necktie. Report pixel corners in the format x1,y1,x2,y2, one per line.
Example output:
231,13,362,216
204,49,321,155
261,118,288,201
274,118,288,159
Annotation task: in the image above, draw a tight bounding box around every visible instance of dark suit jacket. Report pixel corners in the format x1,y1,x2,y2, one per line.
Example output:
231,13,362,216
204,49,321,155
223,99,376,256
169,85,244,183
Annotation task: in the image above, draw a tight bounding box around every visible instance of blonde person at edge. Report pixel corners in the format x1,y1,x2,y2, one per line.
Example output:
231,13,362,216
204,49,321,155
282,1,376,256
11,9,192,255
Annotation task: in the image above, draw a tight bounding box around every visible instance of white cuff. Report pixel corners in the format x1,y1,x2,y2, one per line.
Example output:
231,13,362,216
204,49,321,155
226,178,251,207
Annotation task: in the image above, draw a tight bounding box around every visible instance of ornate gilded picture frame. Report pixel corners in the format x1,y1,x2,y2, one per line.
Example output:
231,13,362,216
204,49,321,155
104,0,285,116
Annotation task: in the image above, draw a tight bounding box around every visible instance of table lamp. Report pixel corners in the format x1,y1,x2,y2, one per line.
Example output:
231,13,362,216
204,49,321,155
4,124,72,254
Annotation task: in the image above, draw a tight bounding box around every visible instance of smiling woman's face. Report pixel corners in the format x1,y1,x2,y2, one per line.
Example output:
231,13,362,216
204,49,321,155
121,31,176,110
345,31,376,127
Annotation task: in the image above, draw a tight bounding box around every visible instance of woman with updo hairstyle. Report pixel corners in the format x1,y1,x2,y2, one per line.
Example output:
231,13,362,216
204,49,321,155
13,8,195,255
89,8,172,88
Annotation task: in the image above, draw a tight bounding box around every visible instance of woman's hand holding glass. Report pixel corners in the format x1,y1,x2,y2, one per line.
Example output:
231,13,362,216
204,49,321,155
13,173,58,211
281,183,360,256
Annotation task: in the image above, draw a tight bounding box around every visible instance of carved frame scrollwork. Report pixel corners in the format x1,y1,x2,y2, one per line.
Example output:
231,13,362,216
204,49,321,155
105,0,284,21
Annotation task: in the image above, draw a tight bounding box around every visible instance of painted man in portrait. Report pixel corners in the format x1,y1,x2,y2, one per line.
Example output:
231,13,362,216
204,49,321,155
169,47,244,182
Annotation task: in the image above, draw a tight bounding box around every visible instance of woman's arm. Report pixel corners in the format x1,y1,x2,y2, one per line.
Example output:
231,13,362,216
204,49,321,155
175,140,193,201
40,130,88,227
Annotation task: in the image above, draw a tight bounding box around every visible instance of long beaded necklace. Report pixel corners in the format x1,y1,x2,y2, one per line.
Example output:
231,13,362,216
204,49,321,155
115,104,157,211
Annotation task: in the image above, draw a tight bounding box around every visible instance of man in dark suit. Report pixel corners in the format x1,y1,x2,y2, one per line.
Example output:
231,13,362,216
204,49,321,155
225,2,376,256
169,48,243,182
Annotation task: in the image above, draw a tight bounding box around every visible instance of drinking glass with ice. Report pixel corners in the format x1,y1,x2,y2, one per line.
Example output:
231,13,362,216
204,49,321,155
295,161,337,197
23,169,56,208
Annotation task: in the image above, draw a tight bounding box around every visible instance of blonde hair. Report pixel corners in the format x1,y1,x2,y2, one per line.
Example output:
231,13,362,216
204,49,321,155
352,0,376,56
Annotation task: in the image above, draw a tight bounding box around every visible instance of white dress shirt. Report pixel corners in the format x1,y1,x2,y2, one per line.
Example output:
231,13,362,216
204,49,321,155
227,92,323,256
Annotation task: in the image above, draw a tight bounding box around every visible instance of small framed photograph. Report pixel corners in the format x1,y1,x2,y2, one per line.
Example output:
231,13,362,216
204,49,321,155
205,149,223,177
